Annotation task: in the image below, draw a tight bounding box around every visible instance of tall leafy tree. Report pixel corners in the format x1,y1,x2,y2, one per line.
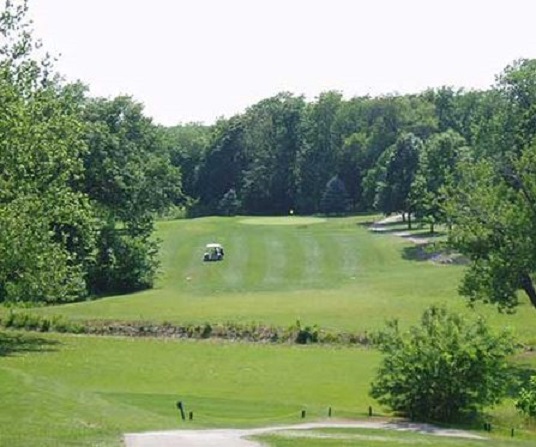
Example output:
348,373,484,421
0,0,96,304
82,96,180,294
446,59,536,312
194,116,245,215
83,96,181,222
413,130,468,233
162,122,211,202
241,93,305,214
373,133,423,227
338,131,367,209
296,91,343,213
447,147,536,311
498,58,536,153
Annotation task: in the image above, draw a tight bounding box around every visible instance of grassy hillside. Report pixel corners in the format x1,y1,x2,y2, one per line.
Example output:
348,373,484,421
32,215,536,341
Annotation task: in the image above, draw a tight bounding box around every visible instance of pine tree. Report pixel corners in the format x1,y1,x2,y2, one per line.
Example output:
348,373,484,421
320,175,350,215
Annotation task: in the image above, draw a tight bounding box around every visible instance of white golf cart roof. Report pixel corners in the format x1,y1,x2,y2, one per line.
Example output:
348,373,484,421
205,243,223,249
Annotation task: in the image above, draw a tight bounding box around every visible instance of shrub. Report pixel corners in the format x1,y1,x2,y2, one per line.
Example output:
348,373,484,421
516,375,536,418
370,306,515,422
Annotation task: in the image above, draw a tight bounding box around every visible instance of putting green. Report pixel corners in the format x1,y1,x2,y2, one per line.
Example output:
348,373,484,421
239,216,327,226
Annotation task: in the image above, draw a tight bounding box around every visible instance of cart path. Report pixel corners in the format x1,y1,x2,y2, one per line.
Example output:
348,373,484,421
124,420,486,447
370,214,434,245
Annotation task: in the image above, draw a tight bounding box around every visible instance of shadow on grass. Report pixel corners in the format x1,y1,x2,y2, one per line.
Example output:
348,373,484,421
0,331,60,357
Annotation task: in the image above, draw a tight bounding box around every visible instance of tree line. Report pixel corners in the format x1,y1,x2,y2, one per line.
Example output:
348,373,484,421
3,0,536,312
169,88,474,217
167,61,536,313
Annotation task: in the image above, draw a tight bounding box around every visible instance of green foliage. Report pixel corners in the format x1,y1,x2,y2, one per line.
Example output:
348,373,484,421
413,130,468,232
82,96,181,220
296,91,343,213
1,310,84,333
0,1,96,304
517,375,536,418
446,60,536,312
194,116,245,214
498,58,536,153
0,196,88,304
161,122,211,200
320,175,350,215
373,133,422,223
446,144,536,311
370,306,515,422
218,188,241,216
80,96,177,295
89,222,159,295
240,93,305,214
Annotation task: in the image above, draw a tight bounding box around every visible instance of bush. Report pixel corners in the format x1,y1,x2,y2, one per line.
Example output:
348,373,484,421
516,375,536,418
370,306,515,422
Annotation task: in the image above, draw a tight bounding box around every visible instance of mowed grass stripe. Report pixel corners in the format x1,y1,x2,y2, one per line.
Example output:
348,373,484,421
298,230,324,288
261,230,288,289
221,231,247,290
238,224,267,290
333,231,361,279
314,229,347,286
277,227,309,287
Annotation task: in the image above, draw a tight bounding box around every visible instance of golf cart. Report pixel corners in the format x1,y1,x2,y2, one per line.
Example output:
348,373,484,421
203,243,224,262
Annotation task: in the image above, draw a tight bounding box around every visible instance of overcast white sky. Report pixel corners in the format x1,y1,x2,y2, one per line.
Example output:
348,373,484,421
29,0,536,126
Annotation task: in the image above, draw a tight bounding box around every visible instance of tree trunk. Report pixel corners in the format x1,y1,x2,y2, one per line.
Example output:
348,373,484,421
408,213,412,230
520,273,536,309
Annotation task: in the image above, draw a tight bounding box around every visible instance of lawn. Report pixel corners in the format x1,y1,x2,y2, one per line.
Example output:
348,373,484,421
2,215,536,446
1,330,535,447
28,215,536,341
0,331,380,446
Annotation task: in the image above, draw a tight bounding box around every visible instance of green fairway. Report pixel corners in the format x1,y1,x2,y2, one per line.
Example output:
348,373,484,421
30,215,536,341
